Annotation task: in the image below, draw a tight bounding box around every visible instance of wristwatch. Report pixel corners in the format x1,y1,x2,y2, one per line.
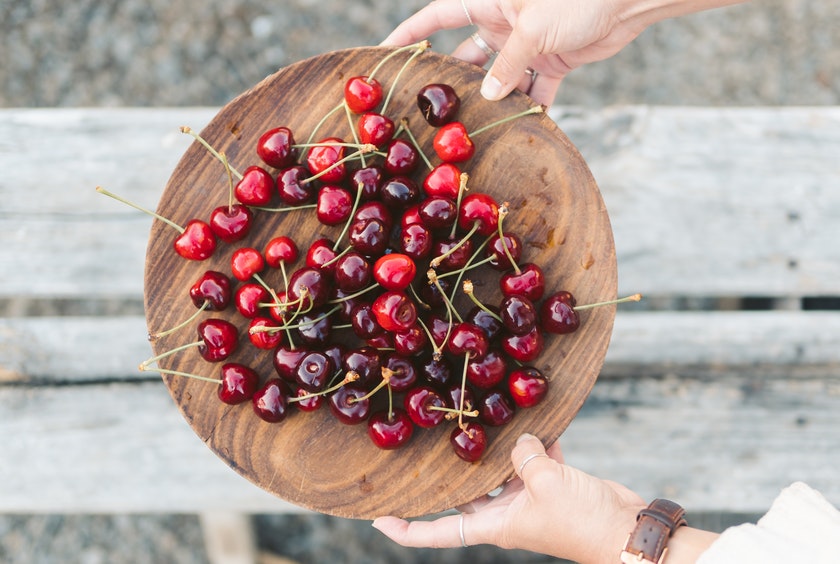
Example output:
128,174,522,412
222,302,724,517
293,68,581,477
619,499,687,564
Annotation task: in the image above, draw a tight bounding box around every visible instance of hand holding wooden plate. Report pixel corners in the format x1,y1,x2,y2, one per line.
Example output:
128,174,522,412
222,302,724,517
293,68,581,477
144,46,616,519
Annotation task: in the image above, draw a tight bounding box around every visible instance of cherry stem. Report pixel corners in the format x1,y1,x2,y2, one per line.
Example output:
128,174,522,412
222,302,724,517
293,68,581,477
436,254,494,279
300,144,376,185
180,126,243,180
304,103,344,149
250,306,340,334
386,379,395,421
139,341,201,369
427,269,463,324
348,368,394,404
574,293,643,311
462,280,503,322
343,102,366,168
427,405,479,419
327,283,379,304
449,173,470,239
252,203,317,213
446,236,491,306
367,40,431,83
497,202,520,274
149,300,210,341
415,316,443,359
381,42,429,115
458,352,472,430
95,186,184,233
288,372,360,403
333,182,365,251
144,366,222,385
219,151,235,211
468,105,545,137
431,221,480,269
400,118,433,171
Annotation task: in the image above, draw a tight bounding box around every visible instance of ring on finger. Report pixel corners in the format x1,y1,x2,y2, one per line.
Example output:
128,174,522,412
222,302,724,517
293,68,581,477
459,513,468,547
470,32,497,58
460,0,474,26
518,452,549,475
525,67,538,83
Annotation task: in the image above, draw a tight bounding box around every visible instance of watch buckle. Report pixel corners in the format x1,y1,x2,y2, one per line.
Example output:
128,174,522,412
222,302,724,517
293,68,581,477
619,534,669,564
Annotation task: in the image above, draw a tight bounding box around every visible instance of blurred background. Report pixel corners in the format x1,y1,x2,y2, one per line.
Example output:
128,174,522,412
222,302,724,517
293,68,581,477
2,0,838,562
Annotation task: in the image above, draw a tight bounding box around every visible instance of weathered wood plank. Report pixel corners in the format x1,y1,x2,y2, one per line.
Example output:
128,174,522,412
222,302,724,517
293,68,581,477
3,107,840,298
3,311,840,383
1,377,837,514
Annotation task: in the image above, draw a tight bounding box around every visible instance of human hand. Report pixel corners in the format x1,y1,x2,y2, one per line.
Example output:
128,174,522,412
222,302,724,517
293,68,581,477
372,433,647,563
382,0,743,105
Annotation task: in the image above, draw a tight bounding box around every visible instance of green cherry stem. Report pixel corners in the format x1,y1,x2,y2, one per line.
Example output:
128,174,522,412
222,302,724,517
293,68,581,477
574,293,643,311
367,40,431,83
428,269,463,323
143,366,222,385
449,173,470,239
458,352,472,430
462,280,503,322
400,118,433,171
431,221,480,269
300,144,376,185
348,368,394,404
180,126,243,180
252,203,317,213
332,182,365,251
139,341,201,369
304,102,344,148
95,187,184,234
148,301,210,341
468,105,545,137
381,41,430,114
288,372,360,403
496,202,521,275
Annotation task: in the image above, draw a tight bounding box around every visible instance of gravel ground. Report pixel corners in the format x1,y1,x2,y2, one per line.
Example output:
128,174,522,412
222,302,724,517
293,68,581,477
2,0,838,562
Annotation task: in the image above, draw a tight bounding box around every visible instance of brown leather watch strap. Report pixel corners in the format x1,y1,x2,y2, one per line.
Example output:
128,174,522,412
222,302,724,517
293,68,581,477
619,499,687,564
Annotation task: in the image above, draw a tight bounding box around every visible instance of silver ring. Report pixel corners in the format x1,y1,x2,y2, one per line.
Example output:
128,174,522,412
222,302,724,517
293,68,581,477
460,0,474,26
525,67,538,82
470,32,496,58
459,513,468,547
518,452,548,476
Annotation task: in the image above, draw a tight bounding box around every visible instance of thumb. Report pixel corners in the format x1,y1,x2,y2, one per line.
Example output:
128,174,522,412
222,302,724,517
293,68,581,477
511,433,554,481
480,25,538,100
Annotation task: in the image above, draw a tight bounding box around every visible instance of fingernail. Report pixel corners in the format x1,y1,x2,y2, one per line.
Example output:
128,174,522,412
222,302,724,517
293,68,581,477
516,433,535,445
481,74,503,100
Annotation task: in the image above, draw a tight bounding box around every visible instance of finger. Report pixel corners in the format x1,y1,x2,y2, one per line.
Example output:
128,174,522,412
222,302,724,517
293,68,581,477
451,34,495,68
527,74,563,106
511,433,553,480
545,437,565,463
372,514,464,549
480,20,540,100
381,0,472,46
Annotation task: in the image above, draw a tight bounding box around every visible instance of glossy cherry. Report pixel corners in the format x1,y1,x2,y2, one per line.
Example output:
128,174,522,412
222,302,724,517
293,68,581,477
334,251,372,292
418,196,457,231
499,294,538,335
287,266,330,309
197,318,239,362
329,383,371,425
500,262,546,301
368,409,414,450
316,185,353,225
501,326,544,363
252,378,291,422
404,386,447,428
350,165,384,201
247,317,284,350
264,236,299,268
466,349,508,389
380,176,420,210
448,322,489,360
189,270,232,310
305,238,339,273
256,126,296,169
277,165,316,205
450,421,487,462
393,324,427,357
358,113,395,147
539,290,580,334
433,122,474,163
384,139,419,176
273,345,308,381
417,83,461,126
234,165,274,206
306,137,346,183
209,204,253,243
423,163,462,199
342,347,382,385
174,219,217,261
373,253,416,291
230,247,265,281
348,218,388,256
486,232,522,270
478,389,516,426
508,367,548,408
458,193,499,236
218,363,259,405
344,76,383,113
295,350,331,392
234,283,269,319
372,291,417,333
400,222,433,260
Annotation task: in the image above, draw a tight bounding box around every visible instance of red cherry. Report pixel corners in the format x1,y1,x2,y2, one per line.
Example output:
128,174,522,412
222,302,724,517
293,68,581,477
368,409,414,449
499,294,538,335
230,247,265,281
295,310,332,347
305,238,339,274
373,253,417,291
433,122,474,163
341,347,382,386
393,324,427,357
209,204,253,243
329,383,371,425
380,176,420,210
252,378,291,422
372,291,417,333
256,126,296,169
478,389,516,426
418,196,457,231
174,219,216,261
287,267,330,309
273,345,307,381
197,318,239,362
466,349,508,389
291,385,324,412
450,421,487,462
295,351,331,392
383,354,418,393
500,263,546,301
423,163,462,199
400,223,433,260
234,283,269,319
539,291,580,334
432,237,474,272
264,236,299,268
316,185,353,225
384,139,419,176
358,113,395,147
486,232,522,270
508,367,548,408
350,166,384,201
417,83,461,126
333,251,372,292
277,165,316,205
458,193,499,236
234,165,274,206
344,76,383,113
404,386,447,428
248,317,284,350
353,201,393,231
350,303,385,340
348,218,389,256
448,322,489,360
501,326,544,363
218,363,259,405
307,137,346,183
189,270,232,310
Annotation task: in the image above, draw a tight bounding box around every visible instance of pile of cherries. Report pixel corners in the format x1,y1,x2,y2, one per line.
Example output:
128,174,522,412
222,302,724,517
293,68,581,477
137,45,600,463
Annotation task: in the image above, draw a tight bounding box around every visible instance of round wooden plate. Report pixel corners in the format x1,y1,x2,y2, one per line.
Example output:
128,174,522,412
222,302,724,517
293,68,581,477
144,46,616,519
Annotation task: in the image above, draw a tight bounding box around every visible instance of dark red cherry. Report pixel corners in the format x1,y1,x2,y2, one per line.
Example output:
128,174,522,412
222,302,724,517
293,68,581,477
264,236,299,268
423,163,461,199
500,263,546,301
432,237,474,272
235,165,274,206
248,316,284,350
287,267,330,309
234,283,269,319
295,310,332,347
466,305,503,341
292,385,324,412
174,219,216,261
350,303,385,340
256,126,296,169
384,139,419,176
317,185,353,225
383,354,417,393
450,421,487,462
420,278,453,310
353,201,393,231
344,76,383,113
404,386,447,428
349,218,388,256
443,383,476,416
373,253,416,291
189,270,232,310
393,324,427,357
209,204,253,243
334,251,372,292
197,319,238,362
273,345,307,381
486,232,522,270
218,363,259,405
417,83,461,126
508,367,549,408
380,176,420,210
539,291,580,334
433,122,474,163
420,355,454,386
305,238,339,274
230,247,265,281
277,165,316,205
329,383,371,425
418,196,457,231
499,294,538,335
358,112,395,147
400,223,433,260
350,165,384,201
458,192,499,236
478,389,516,426
307,137,346,183
368,409,414,450
372,291,417,333
501,326,544,363
295,350,331,392
448,322,489,360
252,378,291,422
466,349,508,389
342,347,382,386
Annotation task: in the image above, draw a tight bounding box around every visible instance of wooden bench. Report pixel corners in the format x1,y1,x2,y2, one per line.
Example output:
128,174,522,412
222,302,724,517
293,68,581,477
2,106,839,525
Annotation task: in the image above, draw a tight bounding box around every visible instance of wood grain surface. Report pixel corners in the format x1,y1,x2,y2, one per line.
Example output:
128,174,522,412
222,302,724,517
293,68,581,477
144,47,616,518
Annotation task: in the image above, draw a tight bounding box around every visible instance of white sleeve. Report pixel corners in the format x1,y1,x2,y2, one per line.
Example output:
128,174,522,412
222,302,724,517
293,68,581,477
697,482,840,563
